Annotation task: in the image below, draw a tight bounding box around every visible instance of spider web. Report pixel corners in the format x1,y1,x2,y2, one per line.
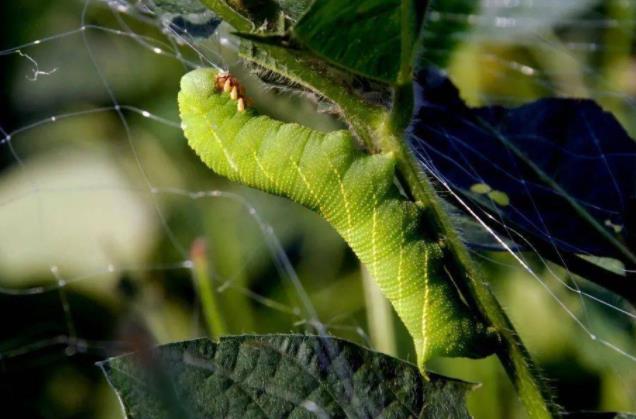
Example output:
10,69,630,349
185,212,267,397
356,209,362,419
422,0,636,343
0,0,634,416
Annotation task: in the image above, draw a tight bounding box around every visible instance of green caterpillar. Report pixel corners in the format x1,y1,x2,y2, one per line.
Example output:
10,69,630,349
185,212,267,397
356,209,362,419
178,68,494,367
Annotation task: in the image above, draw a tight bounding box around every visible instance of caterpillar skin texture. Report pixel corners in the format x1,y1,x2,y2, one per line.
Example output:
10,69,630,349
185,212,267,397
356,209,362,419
179,68,494,366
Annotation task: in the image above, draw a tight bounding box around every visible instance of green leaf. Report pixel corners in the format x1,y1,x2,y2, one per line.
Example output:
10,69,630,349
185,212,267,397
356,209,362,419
100,335,474,418
416,0,478,68
292,0,402,83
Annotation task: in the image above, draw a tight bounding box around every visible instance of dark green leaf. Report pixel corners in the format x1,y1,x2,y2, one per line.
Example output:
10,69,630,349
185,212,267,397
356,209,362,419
100,335,474,418
408,67,636,298
416,0,478,68
292,0,402,83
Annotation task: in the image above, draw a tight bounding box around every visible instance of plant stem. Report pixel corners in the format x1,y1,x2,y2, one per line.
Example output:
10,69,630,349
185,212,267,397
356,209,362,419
358,1,556,414
238,41,385,148
377,126,557,419
202,0,253,31
361,266,397,357
190,239,227,338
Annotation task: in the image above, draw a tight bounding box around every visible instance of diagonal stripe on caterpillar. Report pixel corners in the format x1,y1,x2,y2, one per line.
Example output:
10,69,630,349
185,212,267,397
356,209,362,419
178,68,496,368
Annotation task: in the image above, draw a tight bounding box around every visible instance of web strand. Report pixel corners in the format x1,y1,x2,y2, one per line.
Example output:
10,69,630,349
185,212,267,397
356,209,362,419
0,0,635,414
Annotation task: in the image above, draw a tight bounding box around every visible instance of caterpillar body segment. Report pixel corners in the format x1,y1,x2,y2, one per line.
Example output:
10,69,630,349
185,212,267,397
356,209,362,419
178,68,495,367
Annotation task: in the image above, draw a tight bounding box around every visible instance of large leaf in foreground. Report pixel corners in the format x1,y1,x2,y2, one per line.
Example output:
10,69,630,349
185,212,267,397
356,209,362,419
100,335,473,418
408,67,636,264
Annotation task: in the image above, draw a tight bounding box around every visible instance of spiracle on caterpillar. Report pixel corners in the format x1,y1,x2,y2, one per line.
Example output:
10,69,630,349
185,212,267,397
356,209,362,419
178,68,498,369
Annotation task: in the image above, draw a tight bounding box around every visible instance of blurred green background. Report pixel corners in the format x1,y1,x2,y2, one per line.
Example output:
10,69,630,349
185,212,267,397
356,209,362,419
0,1,635,418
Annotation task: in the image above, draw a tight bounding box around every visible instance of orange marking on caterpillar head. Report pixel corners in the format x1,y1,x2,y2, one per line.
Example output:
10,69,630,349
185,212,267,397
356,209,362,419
214,72,250,111
214,72,230,91
223,78,232,92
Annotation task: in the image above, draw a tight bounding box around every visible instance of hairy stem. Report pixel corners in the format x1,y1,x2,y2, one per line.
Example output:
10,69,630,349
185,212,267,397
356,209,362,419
377,125,557,419
202,0,253,31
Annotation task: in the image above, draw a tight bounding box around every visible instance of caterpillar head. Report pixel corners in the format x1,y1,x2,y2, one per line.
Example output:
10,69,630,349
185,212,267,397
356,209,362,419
214,72,249,112
180,68,250,112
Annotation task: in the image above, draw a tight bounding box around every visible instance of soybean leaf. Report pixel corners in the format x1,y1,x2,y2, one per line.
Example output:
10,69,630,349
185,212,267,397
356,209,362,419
408,67,636,276
100,335,474,418
292,0,403,83
416,0,478,68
